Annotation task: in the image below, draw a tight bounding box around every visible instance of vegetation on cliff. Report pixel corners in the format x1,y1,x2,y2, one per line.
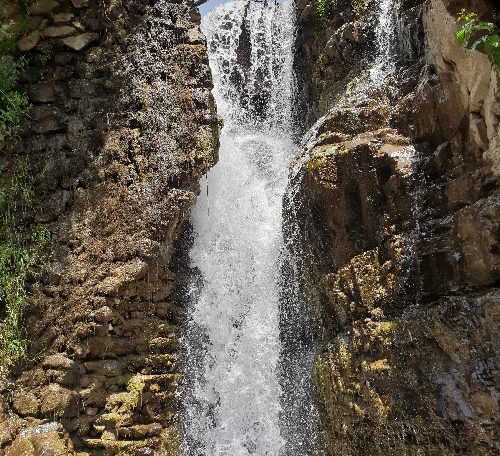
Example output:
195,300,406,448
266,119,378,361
0,3,30,148
456,9,500,71
0,2,48,370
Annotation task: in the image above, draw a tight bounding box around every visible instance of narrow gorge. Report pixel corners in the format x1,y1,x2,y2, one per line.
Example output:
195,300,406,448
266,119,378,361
0,0,498,455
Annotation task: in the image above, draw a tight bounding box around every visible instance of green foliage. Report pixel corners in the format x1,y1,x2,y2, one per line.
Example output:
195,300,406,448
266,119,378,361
314,0,369,26
456,10,500,72
0,163,51,369
315,0,339,24
0,5,31,149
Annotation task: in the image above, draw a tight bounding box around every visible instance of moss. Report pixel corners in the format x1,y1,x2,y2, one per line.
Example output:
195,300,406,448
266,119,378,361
361,358,391,372
306,145,343,173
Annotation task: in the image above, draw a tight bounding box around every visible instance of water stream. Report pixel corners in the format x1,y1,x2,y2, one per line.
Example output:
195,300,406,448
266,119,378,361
181,1,307,454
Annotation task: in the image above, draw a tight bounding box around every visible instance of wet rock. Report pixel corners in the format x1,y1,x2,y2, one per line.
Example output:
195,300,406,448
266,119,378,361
186,27,204,44
63,32,99,51
0,417,24,447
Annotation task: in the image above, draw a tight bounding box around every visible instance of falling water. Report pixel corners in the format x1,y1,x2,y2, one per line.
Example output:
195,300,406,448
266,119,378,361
369,0,400,84
181,0,310,454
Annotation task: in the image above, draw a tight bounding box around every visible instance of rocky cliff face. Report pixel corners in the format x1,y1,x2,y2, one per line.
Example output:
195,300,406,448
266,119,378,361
0,0,219,454
294,0,499,454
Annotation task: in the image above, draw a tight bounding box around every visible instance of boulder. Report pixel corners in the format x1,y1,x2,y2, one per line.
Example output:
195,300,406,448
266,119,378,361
12,392,39,417
40,384,79,418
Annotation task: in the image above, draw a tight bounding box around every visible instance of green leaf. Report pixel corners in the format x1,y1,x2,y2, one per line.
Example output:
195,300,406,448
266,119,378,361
456,28,466,45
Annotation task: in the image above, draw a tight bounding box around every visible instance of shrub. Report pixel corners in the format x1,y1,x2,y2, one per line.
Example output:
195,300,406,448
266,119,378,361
456,10,500,72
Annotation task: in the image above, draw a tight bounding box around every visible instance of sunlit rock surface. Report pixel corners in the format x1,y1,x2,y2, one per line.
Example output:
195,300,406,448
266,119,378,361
1,0,219,453
293,0,499,453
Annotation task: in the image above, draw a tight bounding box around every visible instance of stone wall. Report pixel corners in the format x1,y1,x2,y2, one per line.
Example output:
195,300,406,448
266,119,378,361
293,0,499,454
0,0,219,454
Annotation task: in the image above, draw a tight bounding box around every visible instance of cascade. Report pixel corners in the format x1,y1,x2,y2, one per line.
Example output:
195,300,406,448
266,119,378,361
181,0,319,454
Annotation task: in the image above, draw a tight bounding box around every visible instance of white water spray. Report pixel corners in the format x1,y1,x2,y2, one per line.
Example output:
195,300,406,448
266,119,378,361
181,1,307,454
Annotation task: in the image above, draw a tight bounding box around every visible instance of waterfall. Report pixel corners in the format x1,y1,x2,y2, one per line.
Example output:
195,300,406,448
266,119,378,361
181,1,314,454
369,0,400,84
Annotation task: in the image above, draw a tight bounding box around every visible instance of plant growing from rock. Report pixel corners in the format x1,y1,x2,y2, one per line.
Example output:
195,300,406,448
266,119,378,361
456,10,500,72
0,5,30,148
0,163,52,370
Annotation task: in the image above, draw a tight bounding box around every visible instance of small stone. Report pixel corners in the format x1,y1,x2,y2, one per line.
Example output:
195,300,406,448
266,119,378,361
52,12,74,23
72,20,86,32
63,32,99,51
29,82,55,103
17,30,40,52
42,25,78,38
30,0,59,15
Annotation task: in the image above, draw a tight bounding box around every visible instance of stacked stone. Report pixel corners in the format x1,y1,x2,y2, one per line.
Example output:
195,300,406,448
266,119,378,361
17,0,99,53
1,0,219,454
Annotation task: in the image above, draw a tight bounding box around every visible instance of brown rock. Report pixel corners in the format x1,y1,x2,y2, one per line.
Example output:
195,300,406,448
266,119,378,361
17,31,40,52
27,16,42,32
12,392,39,417
63,32,99,51
43,25,78,38
52,12,74,23
29,82,56,103
40,384,79,418
117,423,162,439
6,422,73,456
0,417,24,447
41,353,74,370
30,0,59,15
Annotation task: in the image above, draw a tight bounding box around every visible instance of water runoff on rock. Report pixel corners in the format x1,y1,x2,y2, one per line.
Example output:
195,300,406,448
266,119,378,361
181,0,320,455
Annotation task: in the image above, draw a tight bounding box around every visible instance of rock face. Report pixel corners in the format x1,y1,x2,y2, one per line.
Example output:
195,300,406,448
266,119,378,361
2,0,219,454
293,0,500,454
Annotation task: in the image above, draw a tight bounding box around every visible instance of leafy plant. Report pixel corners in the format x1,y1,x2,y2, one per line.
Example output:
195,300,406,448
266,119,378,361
315,0,339,24
0,163,51,369
0,5,31,149
456,10,500,72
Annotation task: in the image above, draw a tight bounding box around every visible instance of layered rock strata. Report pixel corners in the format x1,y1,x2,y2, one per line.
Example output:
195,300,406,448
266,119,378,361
1,0,219,454
293,0,500,454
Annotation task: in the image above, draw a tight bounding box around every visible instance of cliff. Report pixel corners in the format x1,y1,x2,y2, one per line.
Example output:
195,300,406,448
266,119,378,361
293,0,500,454
0,0,219,454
